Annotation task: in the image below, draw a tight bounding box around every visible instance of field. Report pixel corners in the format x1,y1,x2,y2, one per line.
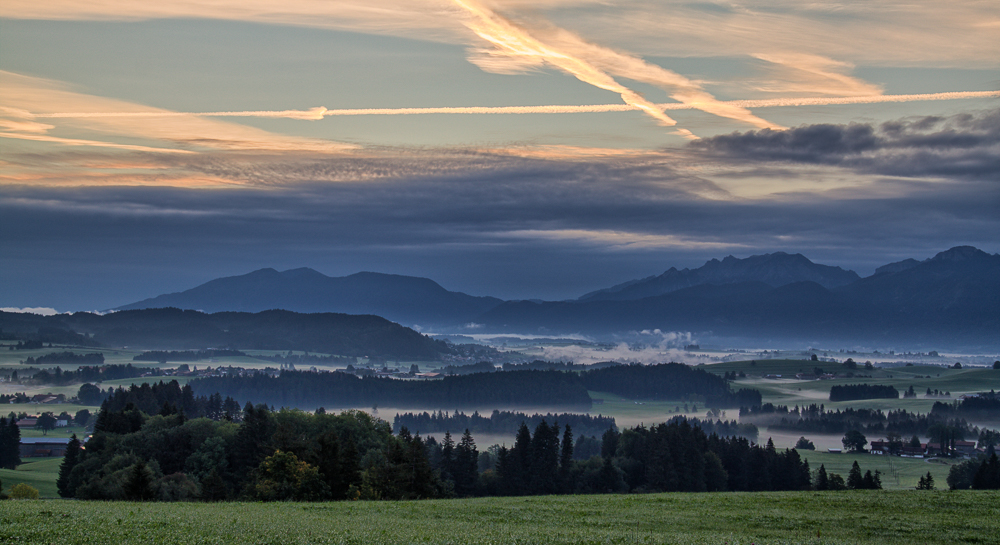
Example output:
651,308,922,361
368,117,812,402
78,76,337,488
2,491,998,544
0,457,61,498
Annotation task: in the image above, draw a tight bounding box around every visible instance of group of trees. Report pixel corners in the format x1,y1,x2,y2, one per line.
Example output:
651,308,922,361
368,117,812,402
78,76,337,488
829,384,899,402
0,417,21,469
579,363,762,408
191,370,593,411
86,381,243,423
21,351,104,367
190,363,766,413
741,403,980,440
946,449,1000,490
29,363,155,386
133,349,247,363
392,410,616,439
932,392,1000,419
56,391,834,503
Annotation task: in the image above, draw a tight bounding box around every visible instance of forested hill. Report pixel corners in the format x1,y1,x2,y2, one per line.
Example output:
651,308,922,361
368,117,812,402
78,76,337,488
0,308,450,360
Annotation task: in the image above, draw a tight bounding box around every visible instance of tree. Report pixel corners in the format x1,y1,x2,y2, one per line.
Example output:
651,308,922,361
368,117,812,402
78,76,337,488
248,450,328,501
57,434,82,498
559,424,574,492
453,429,478,497
0,417,22,469
794,437,815,450
842,430,868,453
847,461,864,489
123,460,156,501
35,412,57,435
815,464,830,490
916,471,934,490
74,409,92,428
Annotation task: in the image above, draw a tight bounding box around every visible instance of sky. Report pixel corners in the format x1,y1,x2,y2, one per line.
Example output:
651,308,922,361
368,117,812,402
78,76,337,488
1,0,998,311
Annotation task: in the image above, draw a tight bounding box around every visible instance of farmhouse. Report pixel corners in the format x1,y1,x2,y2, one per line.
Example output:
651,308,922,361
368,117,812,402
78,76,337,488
19,437,72,458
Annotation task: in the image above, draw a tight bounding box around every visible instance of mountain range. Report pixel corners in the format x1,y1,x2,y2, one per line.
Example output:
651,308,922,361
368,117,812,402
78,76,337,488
116,268,502,328
113,246,1000,348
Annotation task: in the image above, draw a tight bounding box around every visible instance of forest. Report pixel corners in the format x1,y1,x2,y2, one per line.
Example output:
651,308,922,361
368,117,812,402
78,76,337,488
392,410,616,438
829,384,900,401
187,363,764,411
579,363,762,408
53,390,824,502
740,403,982,439
190,370,593,411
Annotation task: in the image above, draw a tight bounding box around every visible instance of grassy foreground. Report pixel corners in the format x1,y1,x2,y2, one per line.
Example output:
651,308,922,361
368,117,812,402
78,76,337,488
2,491,998,544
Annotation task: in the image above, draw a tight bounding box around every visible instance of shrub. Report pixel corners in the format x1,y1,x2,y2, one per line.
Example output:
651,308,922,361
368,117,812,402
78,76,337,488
10,483,40,500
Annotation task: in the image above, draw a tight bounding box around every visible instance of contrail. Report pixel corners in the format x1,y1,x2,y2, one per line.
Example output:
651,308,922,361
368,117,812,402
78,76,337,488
29,90,998,120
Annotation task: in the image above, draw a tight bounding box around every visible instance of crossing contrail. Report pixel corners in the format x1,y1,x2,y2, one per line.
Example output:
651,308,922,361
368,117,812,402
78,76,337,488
29,91,1000,120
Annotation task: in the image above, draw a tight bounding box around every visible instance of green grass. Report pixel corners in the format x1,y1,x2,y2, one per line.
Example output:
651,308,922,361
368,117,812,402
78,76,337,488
799,451,956,490
1,491,997,544
0,457,62,498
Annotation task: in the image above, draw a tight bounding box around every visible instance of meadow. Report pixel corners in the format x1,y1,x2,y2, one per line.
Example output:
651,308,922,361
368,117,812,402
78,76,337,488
0,457,60,498
1,490,997,544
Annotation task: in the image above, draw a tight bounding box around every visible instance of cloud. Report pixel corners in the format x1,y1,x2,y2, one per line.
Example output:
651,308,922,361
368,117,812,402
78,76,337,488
690,109,1000,179
450,0,780,135
750,53,883,97
0,71,357,157
1,307,59,315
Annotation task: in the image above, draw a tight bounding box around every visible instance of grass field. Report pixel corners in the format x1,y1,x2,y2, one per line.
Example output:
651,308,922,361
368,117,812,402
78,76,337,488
0,457,61,498
1,491,997,544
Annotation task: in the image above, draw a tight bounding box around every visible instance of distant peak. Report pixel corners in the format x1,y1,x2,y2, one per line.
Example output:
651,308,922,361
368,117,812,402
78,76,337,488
931,246,987,262
280,267,326,278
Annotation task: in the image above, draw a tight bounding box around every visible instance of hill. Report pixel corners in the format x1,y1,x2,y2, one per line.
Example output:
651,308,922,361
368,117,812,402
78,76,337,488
578,251,860,302
0,308,451,360
115,268,503,328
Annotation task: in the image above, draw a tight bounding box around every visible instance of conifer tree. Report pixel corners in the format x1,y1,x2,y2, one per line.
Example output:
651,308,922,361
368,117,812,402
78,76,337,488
57,434,82,497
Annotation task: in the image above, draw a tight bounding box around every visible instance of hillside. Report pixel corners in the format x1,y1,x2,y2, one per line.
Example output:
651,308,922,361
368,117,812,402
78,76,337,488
115,268,503,328
0,308,451,360
578,251,860,302
477,247,1000,348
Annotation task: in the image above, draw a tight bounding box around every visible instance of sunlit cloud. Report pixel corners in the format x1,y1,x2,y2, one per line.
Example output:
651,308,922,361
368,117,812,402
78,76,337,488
451,0,684,129
503,229,749,250
750,53,884,97
20,91,998,120
0,71,357,154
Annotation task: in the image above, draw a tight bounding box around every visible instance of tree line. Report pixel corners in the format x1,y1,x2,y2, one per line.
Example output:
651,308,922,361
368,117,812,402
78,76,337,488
829,384,899,401
191,370,593,411
0,417,21,469
133,349,247,363
932,392,1000,419
29,363,157,386
740,403,984,440
22,351,104,366
392,410,617,438
579,363,762,408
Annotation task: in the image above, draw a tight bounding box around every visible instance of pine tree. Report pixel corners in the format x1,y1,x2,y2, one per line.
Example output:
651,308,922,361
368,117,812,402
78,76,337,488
453,429,478,497
816,464,830,490
847,461,864,489
57,434,82,497
559,424,574,493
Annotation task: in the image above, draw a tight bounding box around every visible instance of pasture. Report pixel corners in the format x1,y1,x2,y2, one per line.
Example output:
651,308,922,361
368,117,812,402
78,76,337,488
1,491,997,544
0,457,61,498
